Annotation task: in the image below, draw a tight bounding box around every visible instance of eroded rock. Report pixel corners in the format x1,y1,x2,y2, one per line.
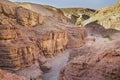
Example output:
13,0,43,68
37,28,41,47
59,40,120,80
16,63,43,80
0,69,26,80
67,27,87,48
0,0,87,72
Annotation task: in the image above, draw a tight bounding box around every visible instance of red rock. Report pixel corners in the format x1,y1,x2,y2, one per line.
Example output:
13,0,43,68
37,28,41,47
0,0,87,72
67,27,87,48
0,69,26,80
59,40,120,80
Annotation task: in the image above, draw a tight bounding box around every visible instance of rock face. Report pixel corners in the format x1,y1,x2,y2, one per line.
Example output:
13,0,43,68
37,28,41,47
0,69,26,80
0,0,87,72
83,2,120,30
59,40,120,80
17,2,68,23
0,1,44,27
67,27,87,48
85,22,120,37
61,8,95,25
16,7,44,27
16,63,43,80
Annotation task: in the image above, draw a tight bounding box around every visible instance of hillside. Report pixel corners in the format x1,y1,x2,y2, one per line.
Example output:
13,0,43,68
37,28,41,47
61,8,95,25
83,2,120,30
16,2,68,23
17,2,95,25
16,2,61,16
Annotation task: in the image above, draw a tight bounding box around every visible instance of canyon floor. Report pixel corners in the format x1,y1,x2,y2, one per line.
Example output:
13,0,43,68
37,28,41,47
43,49,71,80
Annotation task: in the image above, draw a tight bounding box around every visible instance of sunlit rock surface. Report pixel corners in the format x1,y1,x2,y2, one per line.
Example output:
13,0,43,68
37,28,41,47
0,0,87,71
83,2,120,30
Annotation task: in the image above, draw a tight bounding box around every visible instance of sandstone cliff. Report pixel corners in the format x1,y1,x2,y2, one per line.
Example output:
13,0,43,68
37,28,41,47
83,2,120,30
0,0,87,71
17,2,95,25
16,2,68,23
59,40,120,80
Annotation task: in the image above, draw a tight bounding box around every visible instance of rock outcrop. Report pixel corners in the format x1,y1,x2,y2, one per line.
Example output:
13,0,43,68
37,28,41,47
85,22,120,37
0,69,26,80
0,1,44,27
61,8,95,25
83,2,120,30
59,40,120,80
16,63,43,80
17,2,68,23
67,27,87,48
0,0,87,72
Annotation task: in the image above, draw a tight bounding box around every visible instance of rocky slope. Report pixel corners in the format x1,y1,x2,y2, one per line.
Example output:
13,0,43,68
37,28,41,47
59,39,120,80
0,69,26,80
17,2,95,25
16,2,68,23
61,8,95,25
83,2,120,30
85,22,120,37
0,0,87,76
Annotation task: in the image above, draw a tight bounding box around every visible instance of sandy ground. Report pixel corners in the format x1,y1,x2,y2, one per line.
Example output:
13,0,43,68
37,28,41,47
43,50,71,80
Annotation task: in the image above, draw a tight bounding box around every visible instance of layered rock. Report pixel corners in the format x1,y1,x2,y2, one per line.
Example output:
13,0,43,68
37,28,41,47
0,0,87,72
0,25,69,71
16,63,43,80
83,2,120,30
67,27,87,48
16,7,44,27
59,40,120,80
17,2,68,23
61,8,95,25
0,69,26,80
0,1,44,27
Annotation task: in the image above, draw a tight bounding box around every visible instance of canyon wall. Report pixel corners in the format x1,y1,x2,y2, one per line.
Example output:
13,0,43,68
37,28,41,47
0,0,87,71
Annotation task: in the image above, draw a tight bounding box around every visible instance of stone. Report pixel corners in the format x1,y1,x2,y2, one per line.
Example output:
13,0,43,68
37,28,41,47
0,0,87,72
0,69,26,80
16,7,44,27
67,27,87,48
38,56,47,65
40,64,51,73
83,2,120,30
59,40,120,80
16,63,43,80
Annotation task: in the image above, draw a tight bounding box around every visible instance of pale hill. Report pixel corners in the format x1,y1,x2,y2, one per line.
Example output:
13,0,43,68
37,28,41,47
61,8,95,25
16,2,68,23
16,2,61,16
17,2,95,25
83,2,120,30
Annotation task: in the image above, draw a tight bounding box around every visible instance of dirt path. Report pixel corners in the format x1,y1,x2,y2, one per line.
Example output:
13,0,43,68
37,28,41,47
43,50,71,80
